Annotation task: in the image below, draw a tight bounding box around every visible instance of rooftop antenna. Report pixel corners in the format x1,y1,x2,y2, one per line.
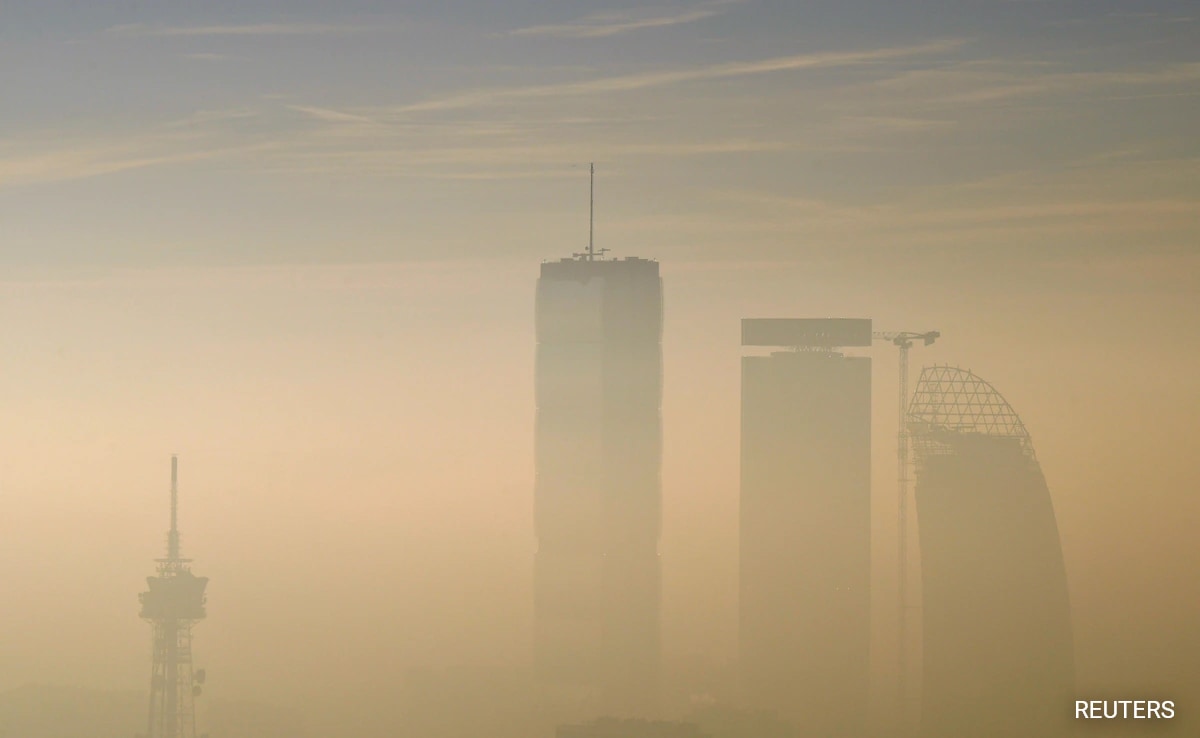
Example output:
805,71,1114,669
574,162,609,261
590,162,595,258
167,454,180,562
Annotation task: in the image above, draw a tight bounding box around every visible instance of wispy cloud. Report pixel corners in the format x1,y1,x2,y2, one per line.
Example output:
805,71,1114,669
948,63,1200,103
263,41,970,180
1046,12,1196,28
0,111,274,189
164,108,261,127
288,105,380,125
698,151,1200,247
0,141,274,188
106,22,372,38
623,192,1200,256
397,39,966,113
182,52,233,62
509,1,742,38
266,137,801,180
837,116,957,134
870,59,1200,106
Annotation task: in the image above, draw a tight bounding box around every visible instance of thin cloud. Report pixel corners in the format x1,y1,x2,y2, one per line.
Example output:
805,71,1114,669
182,52,233,62
1045,250,1200,285
397,39,966,113
838,116,957,133
1046,12,1196,28
289,105,380,125
164,108,260,128
106,22,373,37
871,60,1200,106
509,1,741,39
618,195,1200,253
0,114,276,189
0,141,277,188
706,175,1200,237
266,138,801,179
948,64,1200,103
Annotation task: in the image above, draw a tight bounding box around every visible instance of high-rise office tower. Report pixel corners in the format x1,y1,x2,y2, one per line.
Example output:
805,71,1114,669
908,366,1074,738
534,252,663,718
739,318,872,737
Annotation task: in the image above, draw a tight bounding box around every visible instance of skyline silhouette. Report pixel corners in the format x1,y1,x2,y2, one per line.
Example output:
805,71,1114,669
2,1,1198,736
1,248,1193,737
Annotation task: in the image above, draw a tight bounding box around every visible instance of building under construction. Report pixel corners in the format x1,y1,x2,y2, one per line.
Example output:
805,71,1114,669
534,243,663,716
908,367,1074,738
139,456,208,738
739,318,872,737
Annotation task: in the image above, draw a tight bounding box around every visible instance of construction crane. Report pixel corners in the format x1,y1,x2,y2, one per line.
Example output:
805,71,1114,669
874,329,940,732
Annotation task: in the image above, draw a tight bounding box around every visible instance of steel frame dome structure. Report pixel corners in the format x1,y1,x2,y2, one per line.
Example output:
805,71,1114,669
907,365,1035,460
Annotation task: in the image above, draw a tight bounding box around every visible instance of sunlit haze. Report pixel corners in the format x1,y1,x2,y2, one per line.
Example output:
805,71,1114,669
1,1,1198,736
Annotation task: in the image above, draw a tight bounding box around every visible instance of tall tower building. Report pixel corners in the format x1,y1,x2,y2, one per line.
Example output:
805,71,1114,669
140,456,208,738
534,175,663,716
908,366,1074,738
739,318,872,737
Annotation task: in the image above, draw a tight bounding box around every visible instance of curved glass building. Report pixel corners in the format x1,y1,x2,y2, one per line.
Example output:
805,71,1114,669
908,366,1074,738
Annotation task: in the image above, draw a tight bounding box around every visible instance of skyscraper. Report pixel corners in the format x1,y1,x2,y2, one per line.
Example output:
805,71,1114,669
908,366,1074,738
534,254,664,718
739,318,872,737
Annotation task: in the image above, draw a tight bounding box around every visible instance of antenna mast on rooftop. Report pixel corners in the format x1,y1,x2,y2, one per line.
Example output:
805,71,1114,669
575,162,609,261
167,455,180,562
590,163,595,258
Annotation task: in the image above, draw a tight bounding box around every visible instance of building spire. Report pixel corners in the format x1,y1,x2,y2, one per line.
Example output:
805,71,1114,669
167,454,180,562
589,163,595,259
574,163,609,261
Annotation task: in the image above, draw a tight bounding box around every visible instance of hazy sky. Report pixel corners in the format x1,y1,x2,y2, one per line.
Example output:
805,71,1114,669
2,0,1198,733
3,0,1198,272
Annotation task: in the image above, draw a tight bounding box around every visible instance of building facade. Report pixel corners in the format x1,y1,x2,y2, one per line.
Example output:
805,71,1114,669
908,366,1074,738
739,318,872,737
535,256,663,717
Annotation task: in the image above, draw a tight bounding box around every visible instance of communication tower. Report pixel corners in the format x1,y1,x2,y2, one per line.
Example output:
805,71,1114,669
139,456,208,738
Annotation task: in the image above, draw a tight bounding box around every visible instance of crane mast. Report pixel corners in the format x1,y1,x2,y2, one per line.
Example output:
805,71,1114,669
874,329,939,734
